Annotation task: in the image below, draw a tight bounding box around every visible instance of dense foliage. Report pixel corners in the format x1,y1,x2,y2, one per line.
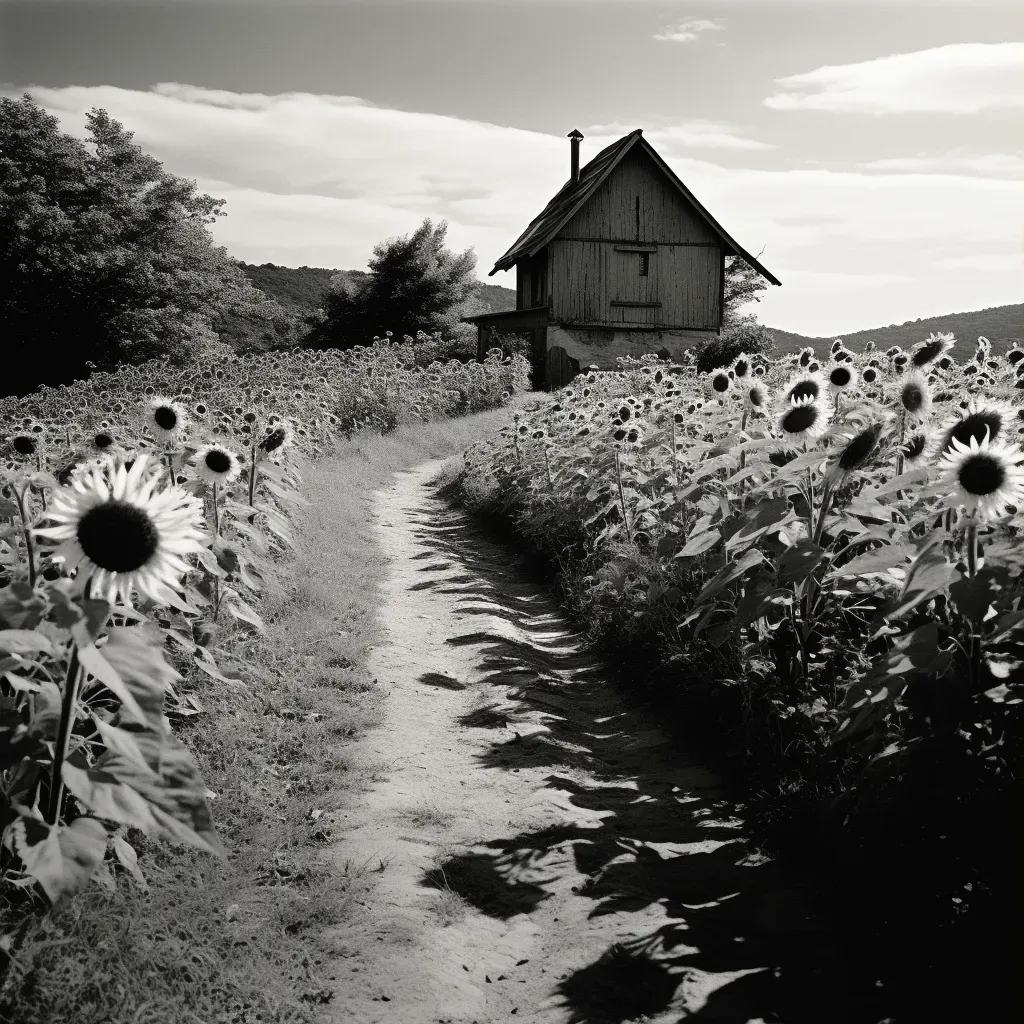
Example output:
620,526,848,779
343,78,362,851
0,96,296,396
234,262,340,314
458,332,1024,1011
303,218,481,353
236,262,517,321
0,344,526,915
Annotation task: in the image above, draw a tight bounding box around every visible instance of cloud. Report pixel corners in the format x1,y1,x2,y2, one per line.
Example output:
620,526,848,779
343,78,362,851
586,119,772,151
764,43,1024,114
932,252,1022,273
858,151,1024,178
6,83,1022,335
653,17,724,43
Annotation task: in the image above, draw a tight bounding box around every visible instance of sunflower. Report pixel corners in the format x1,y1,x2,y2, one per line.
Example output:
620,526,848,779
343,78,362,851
911,332,956,368
827,420,886,483
731,354,751,380
861,366,880,386
900,430,931,464
258,422,293,455
828,363,858,396
939,432,1024,521
11,435,36,457
781,371,826,406
91,431,117,455
34,454,206,606
193,443,241,486
707,370,732,396
898,370,932,422
776,396,831,446
935,397,1019,457
146,397,188,441
746,382,770,413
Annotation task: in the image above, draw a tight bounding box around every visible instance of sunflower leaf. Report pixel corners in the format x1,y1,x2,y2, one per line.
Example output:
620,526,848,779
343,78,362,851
64,739,225,858
10,816,108,904
76,644,148,724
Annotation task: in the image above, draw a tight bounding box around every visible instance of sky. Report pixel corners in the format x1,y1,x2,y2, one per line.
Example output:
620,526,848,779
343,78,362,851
1,0,1022,336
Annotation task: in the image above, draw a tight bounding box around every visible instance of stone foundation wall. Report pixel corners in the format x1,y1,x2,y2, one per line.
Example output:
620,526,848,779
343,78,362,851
546,325,715,369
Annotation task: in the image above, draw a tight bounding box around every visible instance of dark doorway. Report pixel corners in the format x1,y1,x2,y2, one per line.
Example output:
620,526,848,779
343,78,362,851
547,345,580,390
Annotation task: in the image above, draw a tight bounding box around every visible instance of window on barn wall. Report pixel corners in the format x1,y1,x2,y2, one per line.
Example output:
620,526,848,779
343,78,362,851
639,252,649,277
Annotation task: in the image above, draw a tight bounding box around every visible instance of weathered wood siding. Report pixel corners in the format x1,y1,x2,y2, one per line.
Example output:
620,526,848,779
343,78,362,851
548,239,721,329
558,147,719,244
547,147,723,329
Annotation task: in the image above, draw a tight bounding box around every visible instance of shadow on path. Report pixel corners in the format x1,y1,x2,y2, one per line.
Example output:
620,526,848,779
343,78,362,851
402,487,884,1024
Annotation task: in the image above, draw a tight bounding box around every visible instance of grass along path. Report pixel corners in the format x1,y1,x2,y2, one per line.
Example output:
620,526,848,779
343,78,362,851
319,461,867,1024
0,407,519,1024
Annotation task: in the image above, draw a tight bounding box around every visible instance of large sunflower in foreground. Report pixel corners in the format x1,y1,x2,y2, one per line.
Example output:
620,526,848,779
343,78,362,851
34,454,207,606
939,432,1024,521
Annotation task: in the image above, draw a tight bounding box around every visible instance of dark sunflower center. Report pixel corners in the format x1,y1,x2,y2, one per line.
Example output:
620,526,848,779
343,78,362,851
613,428,626,441
799,352,811,367
903,434,926,459
734,359,748,378
788,380,819,402
958,454,1005,497
862,368,877,383
205,449,233,473
154,406,178,430
830,367,851,387
950,412,1000,449
901,383,926,413
13,436,36,455
260,428,287,452
94,433,113,449
77,500,160,573
749,388,763,407
712,374,730,393
782,404,818,433
839,425,881,470
913,341,943,366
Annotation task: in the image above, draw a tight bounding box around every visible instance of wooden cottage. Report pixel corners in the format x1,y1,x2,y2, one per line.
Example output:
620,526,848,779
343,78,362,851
467,128,780,389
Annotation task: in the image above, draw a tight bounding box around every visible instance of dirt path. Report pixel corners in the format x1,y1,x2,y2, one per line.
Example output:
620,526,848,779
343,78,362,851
323,460,847,1024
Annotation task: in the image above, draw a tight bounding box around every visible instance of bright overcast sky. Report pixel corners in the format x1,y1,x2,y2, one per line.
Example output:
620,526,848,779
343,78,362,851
2,0,1022,335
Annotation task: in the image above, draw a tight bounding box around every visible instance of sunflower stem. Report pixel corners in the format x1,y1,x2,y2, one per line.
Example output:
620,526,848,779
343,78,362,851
966,519,979,580
543,446,553,491
248,443,258,508
966,518,981,690
13,483,37,588
47,644,82,826
211,482,220,539
615,449,632,544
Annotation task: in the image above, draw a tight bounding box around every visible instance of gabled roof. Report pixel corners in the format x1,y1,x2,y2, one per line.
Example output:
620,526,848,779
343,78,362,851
489,128,781,287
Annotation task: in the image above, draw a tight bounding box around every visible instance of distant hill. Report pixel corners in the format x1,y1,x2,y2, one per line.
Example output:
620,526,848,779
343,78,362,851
236,262,1020,358
766,303,1024,358
235,262,340,314
236,261,516,318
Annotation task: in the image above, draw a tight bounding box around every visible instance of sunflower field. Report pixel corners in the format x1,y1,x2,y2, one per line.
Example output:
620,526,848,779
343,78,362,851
0,341,526,911
458,333,1024,970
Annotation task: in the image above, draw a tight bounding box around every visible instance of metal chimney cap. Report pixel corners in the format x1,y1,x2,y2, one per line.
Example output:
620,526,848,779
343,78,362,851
567,129,584,140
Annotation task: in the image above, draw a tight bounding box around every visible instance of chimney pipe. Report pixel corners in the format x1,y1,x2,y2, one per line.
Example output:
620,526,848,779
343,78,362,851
568,129,584,184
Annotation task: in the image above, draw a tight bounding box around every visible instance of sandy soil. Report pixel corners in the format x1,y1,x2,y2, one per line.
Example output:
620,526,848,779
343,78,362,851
323,460,844,1024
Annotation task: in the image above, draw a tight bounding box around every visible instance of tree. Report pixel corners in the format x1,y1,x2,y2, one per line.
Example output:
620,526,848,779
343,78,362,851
0,95,294,396
304,218,479,351
691,255,776,372
722,254,768,327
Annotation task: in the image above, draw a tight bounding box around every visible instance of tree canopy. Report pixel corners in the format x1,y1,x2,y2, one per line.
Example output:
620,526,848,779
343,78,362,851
303,218,480,351
0,95,294,396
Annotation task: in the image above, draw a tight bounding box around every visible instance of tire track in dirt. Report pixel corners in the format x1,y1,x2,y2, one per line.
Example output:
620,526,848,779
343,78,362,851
323,459,854,1024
